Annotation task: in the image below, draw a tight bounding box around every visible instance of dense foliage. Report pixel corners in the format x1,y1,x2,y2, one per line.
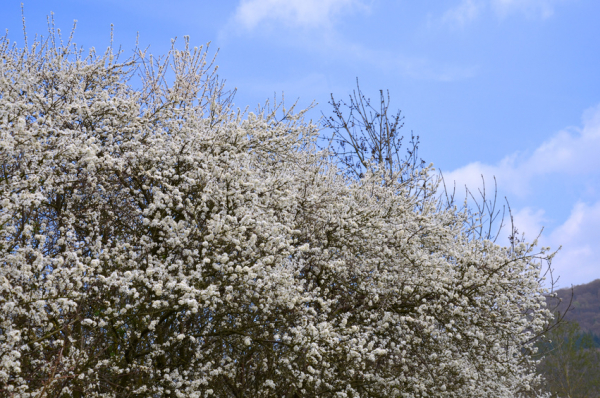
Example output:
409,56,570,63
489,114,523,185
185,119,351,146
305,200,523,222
536,320,600,397
537,280,600,397
0,26,555,397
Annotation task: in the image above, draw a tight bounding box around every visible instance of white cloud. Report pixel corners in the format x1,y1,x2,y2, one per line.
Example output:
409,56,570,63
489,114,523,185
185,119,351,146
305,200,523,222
476,196,600,290
445,105,600,287
442,155,522,197
491,0,561,19
443,0,483,27
545,201,600,287
441,0,565,25
337,42,479,82
511,206,547,240
511,202,600,288
224,1,478,82
444,104,600,198
230,0,368,30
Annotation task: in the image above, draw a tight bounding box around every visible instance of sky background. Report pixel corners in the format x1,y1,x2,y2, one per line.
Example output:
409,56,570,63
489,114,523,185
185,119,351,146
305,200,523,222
2,0,599,289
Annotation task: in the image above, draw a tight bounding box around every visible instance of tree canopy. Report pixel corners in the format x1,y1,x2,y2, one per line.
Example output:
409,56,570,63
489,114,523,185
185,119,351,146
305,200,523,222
0,25,555,397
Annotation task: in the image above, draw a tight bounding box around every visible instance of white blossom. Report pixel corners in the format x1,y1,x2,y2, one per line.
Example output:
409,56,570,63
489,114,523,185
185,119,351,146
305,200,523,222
0,22,554,397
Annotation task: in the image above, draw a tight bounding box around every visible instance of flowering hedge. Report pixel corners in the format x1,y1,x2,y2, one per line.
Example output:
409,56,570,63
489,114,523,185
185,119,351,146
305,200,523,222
0,27,553,397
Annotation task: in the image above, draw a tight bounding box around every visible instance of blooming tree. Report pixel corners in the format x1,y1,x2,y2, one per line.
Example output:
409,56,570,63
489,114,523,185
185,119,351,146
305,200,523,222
0,24,554,397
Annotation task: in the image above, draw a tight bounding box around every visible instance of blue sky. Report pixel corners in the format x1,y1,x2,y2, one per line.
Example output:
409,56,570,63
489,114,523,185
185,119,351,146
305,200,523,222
2,0,599,288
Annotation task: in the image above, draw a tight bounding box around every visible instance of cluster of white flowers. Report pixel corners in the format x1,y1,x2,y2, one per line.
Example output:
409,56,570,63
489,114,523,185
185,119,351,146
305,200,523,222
0,26,553,397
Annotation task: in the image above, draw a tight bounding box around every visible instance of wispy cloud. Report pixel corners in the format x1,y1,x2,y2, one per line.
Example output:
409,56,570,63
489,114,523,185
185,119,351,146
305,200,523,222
336,42,480,82
229,0,368,31
441,0,565,26
512,202,600,288
223,1,478,83
491,0,561,19
444,104,600,197
443,0,483,27
546,201,600,287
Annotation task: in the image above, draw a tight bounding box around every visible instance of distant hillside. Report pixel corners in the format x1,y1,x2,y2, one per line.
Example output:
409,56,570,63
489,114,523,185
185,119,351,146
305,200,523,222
547,279,600,336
